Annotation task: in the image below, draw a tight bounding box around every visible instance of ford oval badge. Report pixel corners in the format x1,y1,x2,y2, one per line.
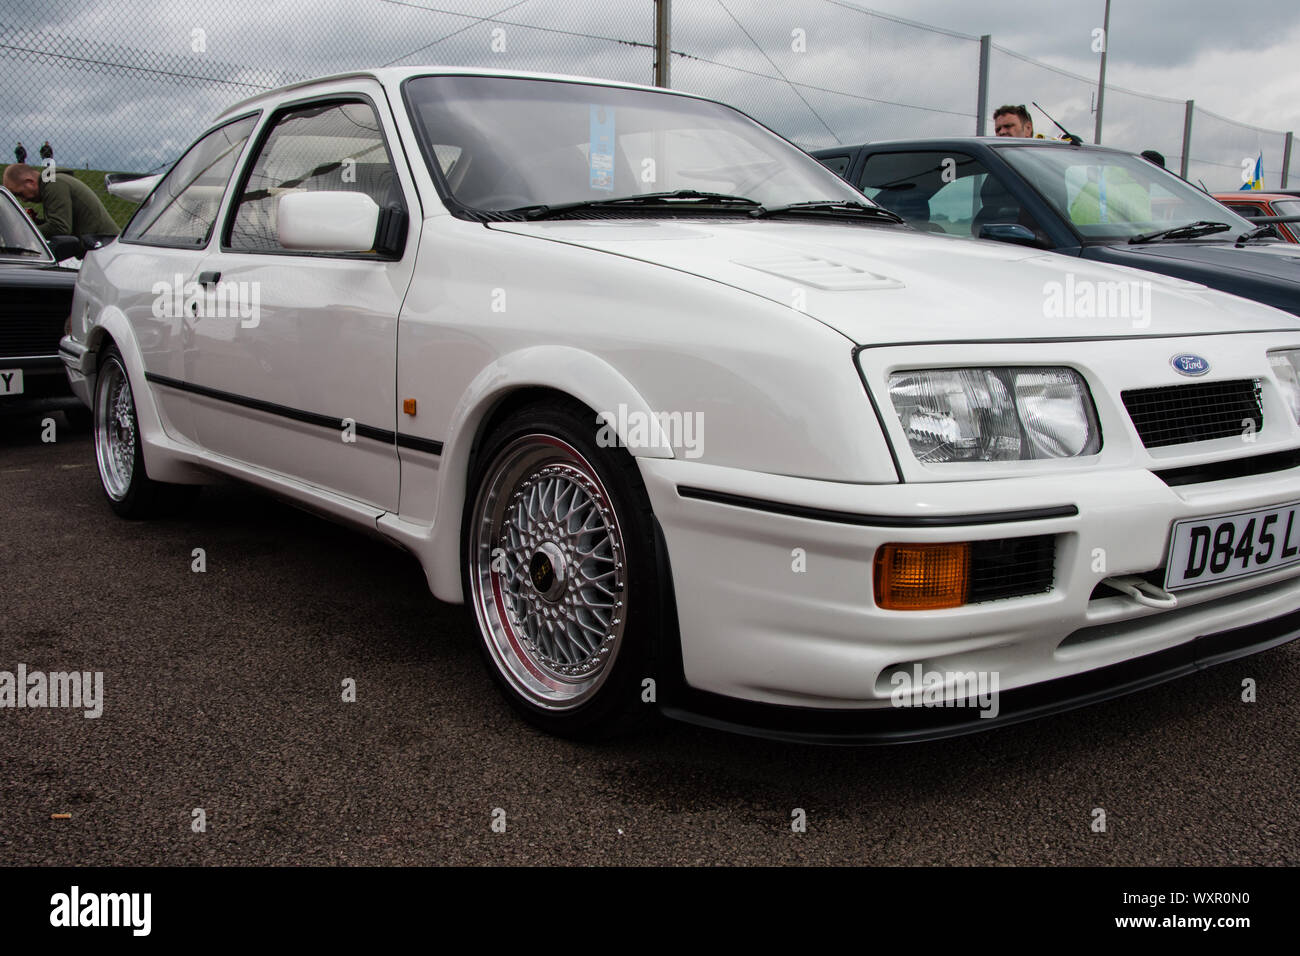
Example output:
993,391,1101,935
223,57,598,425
1171,353,1211,377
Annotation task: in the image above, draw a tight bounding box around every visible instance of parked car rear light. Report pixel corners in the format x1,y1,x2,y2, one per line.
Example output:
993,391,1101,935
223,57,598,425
875,542,971,610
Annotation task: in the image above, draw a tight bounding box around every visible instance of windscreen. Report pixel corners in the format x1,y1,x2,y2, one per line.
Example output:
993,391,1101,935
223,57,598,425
999,145,1256,241
402,74,867,214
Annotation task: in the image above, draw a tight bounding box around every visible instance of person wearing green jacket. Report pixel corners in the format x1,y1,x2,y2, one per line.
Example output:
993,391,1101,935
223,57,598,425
2,163,119,238
1068,165,1152,228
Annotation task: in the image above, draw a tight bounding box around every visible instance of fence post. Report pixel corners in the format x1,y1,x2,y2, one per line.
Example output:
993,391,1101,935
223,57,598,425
1093,0,1110,143
1180,100,1194,180
654,0,671,88
975,35,990,136
1283,132,1293,189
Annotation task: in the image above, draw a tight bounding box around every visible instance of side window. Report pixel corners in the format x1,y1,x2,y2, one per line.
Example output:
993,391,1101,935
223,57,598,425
860,151,1043,239
227,100,403,254
122,115,257,247
1226,203,1263,218
817,154,852,178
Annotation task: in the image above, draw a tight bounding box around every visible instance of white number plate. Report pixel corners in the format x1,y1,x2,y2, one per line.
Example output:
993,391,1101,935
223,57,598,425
1166,502,1300,590
0,369,23,395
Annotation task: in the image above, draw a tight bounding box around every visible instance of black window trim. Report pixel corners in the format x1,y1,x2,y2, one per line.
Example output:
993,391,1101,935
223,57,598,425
219,91,409,261
117,110,263,251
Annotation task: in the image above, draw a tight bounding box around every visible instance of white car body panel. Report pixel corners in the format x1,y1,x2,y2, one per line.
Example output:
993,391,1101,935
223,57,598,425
60,66,1300,739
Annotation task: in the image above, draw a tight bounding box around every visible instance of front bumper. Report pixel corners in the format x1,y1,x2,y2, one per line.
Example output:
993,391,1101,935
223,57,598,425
57,335,94,407
0,353,79,413
639,456,1300,739
660,608,1300,745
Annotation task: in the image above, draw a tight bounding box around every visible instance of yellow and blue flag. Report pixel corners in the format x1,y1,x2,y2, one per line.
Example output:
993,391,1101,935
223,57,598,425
1240,153,1263,191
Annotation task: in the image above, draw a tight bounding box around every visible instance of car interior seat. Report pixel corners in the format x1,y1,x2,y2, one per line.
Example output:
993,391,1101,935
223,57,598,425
971,177,1023,236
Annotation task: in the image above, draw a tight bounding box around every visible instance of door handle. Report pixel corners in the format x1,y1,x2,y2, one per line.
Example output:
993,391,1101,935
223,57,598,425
197,271,221,286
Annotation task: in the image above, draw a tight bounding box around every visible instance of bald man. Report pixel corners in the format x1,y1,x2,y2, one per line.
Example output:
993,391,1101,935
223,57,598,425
3,164,118,238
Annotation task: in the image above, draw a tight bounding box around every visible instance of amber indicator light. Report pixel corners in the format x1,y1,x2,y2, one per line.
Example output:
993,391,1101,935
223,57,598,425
874,542,971,610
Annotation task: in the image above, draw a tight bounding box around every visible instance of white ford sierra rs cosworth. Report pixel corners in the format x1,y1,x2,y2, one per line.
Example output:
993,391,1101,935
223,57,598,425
61,68,1300,742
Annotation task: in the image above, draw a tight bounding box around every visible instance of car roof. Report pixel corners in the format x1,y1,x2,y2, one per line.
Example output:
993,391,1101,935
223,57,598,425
1211,192,1297,202
811,137,1129,156
216,66,716,122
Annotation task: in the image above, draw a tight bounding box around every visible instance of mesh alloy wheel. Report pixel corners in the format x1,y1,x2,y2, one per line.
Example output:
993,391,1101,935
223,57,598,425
94,353,137,502
468,434,629,711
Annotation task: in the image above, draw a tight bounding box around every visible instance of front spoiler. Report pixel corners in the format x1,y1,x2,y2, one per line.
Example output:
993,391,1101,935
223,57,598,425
658,607,1300,746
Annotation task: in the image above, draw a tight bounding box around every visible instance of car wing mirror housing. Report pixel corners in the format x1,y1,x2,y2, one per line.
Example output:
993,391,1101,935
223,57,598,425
978,222,1039,246
277,191,402,255
374,205,408,258
47,234,84,261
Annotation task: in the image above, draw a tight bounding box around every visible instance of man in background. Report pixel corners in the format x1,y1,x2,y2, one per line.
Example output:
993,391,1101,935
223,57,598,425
2,164,118,238
994,105,1035,138
13,141,26,164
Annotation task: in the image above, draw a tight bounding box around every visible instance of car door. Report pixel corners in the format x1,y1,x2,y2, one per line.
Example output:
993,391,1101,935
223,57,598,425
186,90,419,511
113,114,259,444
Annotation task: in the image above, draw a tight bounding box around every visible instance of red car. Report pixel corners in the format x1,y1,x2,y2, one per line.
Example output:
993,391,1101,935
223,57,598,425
1212,192,1300,243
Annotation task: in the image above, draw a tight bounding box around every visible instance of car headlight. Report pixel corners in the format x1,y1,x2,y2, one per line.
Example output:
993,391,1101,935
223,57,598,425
1269,349,1300,424
886,367,1101,463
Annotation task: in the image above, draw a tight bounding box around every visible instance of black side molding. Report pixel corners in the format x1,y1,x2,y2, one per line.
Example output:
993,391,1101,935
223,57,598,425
676,485,1077,528
145,372,442,455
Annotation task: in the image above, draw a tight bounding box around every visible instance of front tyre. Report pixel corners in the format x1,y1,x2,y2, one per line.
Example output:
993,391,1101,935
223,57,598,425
94,345,194,518
463,401,662,738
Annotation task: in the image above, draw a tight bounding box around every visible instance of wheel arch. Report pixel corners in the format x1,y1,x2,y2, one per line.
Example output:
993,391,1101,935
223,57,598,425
84,308,200,485
420,345,671,604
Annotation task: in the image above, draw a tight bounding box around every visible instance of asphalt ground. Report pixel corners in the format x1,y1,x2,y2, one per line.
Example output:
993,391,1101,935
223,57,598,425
1,411,1297,866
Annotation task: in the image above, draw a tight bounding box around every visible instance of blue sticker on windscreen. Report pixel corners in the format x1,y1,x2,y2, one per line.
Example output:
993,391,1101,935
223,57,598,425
589,105,614,191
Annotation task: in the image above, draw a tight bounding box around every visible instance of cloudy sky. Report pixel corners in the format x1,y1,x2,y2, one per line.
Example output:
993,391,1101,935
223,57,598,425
858,0,1299,128
2,0,1296,190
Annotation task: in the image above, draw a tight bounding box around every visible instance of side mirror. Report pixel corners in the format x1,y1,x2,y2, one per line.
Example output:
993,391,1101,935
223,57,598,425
277,192,382,253
978,222,1039,246
46,235,84,261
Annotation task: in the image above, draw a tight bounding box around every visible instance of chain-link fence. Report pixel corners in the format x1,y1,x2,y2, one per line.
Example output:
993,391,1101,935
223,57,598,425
670,0,980,149
1187,106,1289,195
2,0,1294,230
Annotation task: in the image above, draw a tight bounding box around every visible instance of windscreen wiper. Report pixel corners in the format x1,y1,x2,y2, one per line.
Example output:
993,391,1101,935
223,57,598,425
516,190,763,220
748,200,905,223
1128,220,1232,244
1235,225,1279,245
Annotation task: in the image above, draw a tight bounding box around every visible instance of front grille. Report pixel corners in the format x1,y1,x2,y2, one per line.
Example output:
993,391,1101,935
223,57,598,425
1122,379,1262,448
970,536,1055,602
0,285,73,358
